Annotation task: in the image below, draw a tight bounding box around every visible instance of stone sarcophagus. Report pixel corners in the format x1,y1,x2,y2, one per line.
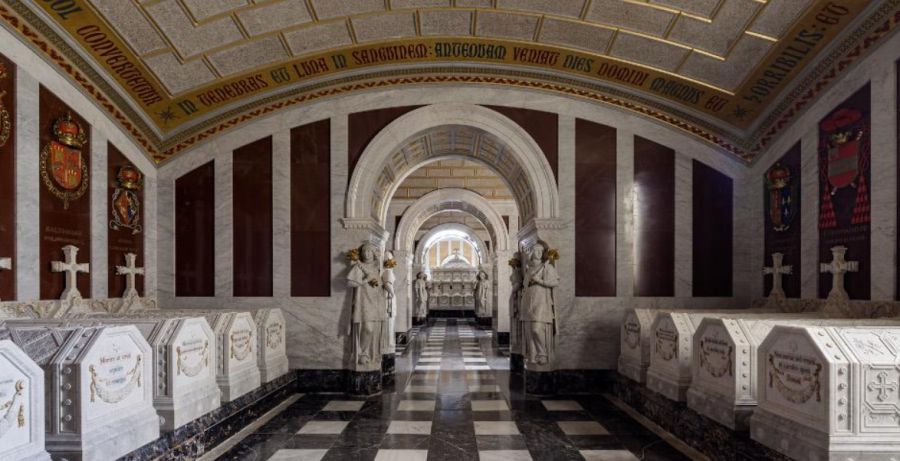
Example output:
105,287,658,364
0,340,51,461
618,308,667,383
198,311,260,401
646,310,774,401
251,308,288,383
750,325,900,460
55,314,221,431
684,315,894,430
0,324,158,461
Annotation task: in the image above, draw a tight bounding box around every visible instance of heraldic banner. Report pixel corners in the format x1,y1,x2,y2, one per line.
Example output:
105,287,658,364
764,142,801,298
818,84,871,299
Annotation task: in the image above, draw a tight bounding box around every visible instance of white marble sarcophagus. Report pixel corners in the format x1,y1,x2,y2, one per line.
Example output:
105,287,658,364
0,340,51,461
618,308,667,383
646,310,780,401
686,315,900,430
75,310,261,402
158,308,287,384
47,314,221,431
750,325,900,461
0,324,158,461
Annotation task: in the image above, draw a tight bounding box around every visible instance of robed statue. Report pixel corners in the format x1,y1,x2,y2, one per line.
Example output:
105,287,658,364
414,272,429,319
474,269,490,317
520,242,559,366
346,242,391,367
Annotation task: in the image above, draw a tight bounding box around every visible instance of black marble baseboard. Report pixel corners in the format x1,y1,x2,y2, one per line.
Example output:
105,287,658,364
395,332,409,345
119,372,297,461
555,369,616,394
611,374,792,461
428,309,475,318
381,354,396,388
510,353,524,372
494,332,510,346
476,316,492,327
524,369,557,395
412,317,426,326
348,369,383,395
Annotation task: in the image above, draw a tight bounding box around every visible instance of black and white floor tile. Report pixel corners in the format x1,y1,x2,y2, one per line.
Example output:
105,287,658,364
217,319,692,461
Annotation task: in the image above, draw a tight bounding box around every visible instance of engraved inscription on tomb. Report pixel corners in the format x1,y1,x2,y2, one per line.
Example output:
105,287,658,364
655,326,678,361
768,350,822,404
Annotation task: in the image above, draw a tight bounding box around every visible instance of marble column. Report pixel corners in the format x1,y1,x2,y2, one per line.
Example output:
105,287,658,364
272,130,292,298
616,129,635,297
493,250,513,346
215,149,234,298
869,65,897,300
674,153,693,297
90,132,108,298
15,69,39,300
392,250,412,344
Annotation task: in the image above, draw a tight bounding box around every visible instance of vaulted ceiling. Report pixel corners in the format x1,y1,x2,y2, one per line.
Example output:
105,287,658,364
3,0,895,163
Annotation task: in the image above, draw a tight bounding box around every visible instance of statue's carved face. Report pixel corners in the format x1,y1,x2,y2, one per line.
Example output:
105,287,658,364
361,244,376,262
531,244,545,263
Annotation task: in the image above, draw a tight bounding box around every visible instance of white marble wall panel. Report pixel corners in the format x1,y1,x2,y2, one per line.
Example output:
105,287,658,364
215,150,234,298
272,130,292,298
674,154,693,298
869,67,897,301
90,133,108,298
14,70,39,301
616,129,635,298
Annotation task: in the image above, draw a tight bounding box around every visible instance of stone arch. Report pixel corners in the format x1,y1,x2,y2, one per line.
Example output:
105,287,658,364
346,104,558,227
394,188,510,256
415,223,490,268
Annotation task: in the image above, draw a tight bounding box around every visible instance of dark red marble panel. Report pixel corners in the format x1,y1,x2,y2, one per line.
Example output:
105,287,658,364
39,87,91,300
348,106,421,175
763,142,801,298
818,84,870,299
0,54,15,300
692,160,733,297
175,161,215,297
575,119,616,297
485,106,559,181
107,144,145,297
233,137,273,297
291,119,331,297
633,136,674,297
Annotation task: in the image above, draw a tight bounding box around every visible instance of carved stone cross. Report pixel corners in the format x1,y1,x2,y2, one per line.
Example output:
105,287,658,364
763,252,793,299
867,371,898,402
819,245,858,301
115,252,144,297
50,245,90,300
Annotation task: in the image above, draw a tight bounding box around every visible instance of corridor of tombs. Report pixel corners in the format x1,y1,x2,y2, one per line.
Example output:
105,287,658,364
1,1,900,460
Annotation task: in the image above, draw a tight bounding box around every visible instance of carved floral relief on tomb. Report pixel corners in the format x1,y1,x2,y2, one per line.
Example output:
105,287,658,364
0,53,15,302
818,84,871,300
655,323,679,362
764,143,802,298
86,336,144,409
176,339,209,379
0,374,27,449
108,144,144,297
39,87,91,300
698,328,735,379
765,335,825,416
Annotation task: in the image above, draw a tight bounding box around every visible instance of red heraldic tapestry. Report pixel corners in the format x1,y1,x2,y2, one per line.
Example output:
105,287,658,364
39,87,91,299
0,54,15,301
108,144,144,297
764,142,801,298
818,84,870,299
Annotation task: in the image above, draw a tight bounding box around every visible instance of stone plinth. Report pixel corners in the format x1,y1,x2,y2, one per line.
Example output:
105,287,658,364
1,324,158,461
0,340,51,461
751,326,900,460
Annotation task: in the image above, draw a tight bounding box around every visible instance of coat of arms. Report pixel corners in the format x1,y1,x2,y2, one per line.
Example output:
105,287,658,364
40,113,88,209
110,165,143,234
819,107,870,228
0,62,10,148
765,163,794,232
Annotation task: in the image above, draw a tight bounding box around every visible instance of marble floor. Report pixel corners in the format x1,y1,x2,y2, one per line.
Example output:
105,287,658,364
215,319,692,461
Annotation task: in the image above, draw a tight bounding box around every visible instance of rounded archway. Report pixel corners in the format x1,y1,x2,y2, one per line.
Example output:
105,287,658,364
415,223,490,269
346,104,559,227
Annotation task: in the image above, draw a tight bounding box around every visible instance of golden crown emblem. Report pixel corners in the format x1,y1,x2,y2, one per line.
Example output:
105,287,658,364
52,113,87,148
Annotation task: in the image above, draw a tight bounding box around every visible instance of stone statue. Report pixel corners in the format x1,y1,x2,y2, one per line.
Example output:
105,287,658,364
509,253,524,354
474,269,490,317
383,251,397,351
520,242,559,366
414,272,429,319
346,242,390,367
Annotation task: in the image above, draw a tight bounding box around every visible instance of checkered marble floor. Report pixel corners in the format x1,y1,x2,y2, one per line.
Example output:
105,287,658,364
218,319,689,461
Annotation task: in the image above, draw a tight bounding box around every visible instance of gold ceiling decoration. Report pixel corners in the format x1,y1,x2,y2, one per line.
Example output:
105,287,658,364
2,0,894,164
